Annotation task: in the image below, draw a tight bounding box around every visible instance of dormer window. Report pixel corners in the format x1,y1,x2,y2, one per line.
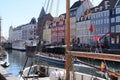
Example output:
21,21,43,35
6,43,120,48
49,23,52,28
95,8,99,12
105,1,110,9
100,6,103,11
56,22,59,26
81,17,83,21
77,18,80,22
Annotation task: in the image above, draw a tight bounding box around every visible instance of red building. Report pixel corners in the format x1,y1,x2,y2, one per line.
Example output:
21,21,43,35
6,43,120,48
51,14,65,45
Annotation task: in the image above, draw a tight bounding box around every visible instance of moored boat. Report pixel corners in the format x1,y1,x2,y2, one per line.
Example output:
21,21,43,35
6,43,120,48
0,61,10,68
19,63,106,80
25,39,38,57
12,40,26,51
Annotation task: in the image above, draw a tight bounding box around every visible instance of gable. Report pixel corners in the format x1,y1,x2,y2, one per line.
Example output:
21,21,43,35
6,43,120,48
116,0,120,7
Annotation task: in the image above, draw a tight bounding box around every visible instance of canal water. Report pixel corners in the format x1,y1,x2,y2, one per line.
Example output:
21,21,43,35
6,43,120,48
3,50,120,78
4,50,32,76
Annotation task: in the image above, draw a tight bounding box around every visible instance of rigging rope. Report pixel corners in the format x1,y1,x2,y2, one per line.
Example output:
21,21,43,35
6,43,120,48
46,0,50,13
43,0,47,9
48,0,53,13
55,0,60,16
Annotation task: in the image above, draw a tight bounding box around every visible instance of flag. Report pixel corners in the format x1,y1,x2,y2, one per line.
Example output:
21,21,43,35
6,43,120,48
94,35,99,41
89,24,94,33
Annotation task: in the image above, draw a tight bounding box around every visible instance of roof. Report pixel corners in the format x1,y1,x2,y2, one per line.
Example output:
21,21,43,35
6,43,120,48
115,0,120,7
98,0,117,9
90,0,118,13
38,7,46,20
70,0,83,10
30,17,36,24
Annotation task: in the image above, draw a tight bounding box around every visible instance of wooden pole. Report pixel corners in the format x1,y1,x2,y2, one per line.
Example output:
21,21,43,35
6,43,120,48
68,51,120,62
66,54,71,80
66,0,70,80
66,0,70,51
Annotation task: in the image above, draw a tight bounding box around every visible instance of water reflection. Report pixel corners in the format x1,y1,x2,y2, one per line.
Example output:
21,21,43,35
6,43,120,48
5,50,32,76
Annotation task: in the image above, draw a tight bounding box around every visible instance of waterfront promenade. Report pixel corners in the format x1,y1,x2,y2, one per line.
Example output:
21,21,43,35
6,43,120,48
0,66,18,80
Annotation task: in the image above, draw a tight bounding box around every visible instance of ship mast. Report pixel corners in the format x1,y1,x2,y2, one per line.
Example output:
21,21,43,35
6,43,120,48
65,0,120,80
66,0,71,80
66,0,70,51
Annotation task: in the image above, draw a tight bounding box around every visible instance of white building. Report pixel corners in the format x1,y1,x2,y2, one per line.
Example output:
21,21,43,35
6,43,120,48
9,18,37,50
76,20,91,44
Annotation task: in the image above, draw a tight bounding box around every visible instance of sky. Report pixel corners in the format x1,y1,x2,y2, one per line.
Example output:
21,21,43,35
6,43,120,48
0,0,102,39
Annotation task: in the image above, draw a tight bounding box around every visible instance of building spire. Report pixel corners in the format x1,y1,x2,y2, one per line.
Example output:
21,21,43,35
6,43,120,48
38,7,46,20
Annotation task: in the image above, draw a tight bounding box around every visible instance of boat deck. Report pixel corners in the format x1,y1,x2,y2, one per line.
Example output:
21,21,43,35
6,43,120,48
20,77,50,80
35,77,50,80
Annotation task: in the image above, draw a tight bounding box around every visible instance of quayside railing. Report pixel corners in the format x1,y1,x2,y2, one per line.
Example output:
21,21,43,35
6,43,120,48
65,51,120,80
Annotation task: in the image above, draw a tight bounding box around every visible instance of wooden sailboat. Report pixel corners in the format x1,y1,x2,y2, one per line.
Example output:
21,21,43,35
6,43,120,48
19,0,120,80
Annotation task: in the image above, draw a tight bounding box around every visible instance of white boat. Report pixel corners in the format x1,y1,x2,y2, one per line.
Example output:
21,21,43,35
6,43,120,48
19,64,105,80
25,40,38,57
12,40,26,51
0,61,10,67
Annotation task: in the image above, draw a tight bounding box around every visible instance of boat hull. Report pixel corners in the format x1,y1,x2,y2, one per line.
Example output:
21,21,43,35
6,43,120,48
19,65,106,80
35,55,65,68
26,46,37,57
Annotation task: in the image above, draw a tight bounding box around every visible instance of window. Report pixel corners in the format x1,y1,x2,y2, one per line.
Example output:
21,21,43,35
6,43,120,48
111,26,115,33
107,18,109,24
111,38,115,44
96,14,97,18
116,8,120,14
81,17,83,21
116,25,120,33
93,14,96,19
101,13,103,17
106,11,109,16
100,19,103,24
100,6,103,11
74,11,76,16
104,12,106,17
104,19,107,24
88,16,90,19
116,35,119,44
98,27,100,34
112,9,115,15
111,18,115,23
56,22,59,26
116,16,120,22
70,13,72,17
104,27,106,33
101,28,104,33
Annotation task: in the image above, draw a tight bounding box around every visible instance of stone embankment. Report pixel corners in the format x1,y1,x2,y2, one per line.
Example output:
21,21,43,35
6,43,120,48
0,66,19,80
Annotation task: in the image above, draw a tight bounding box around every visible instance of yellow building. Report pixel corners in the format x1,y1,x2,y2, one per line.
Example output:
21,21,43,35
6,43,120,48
43,20,52,44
